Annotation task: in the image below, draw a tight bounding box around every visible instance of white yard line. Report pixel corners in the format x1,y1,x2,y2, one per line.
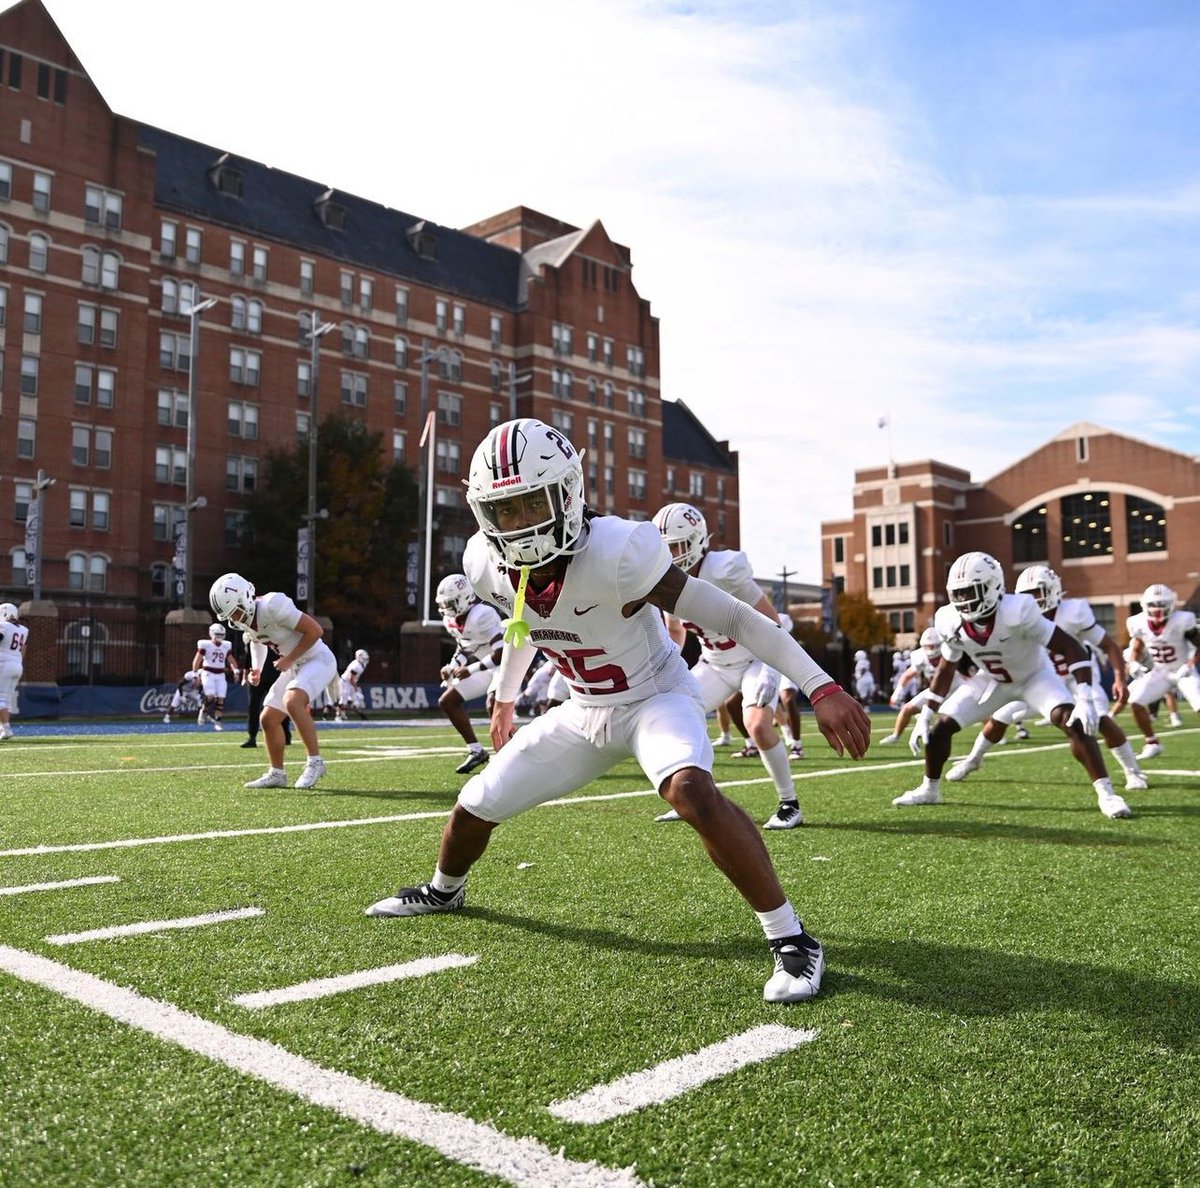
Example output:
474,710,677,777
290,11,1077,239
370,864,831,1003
548,1024,819,1124
231,954,479,1010
46,906,264,946
0,875,119,897
0,946,643,1188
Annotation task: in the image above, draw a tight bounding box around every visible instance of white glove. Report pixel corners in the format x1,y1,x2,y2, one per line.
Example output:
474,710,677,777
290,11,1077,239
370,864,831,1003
909,705,935,756
1067,690,1099,736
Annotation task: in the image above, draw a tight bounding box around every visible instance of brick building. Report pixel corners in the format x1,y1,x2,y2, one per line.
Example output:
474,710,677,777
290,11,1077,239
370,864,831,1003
0,0,739,682
822,422,1200,647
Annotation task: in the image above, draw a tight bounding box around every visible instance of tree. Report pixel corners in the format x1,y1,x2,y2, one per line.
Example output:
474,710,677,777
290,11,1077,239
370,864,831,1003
235,414,419,647
836,592,894,651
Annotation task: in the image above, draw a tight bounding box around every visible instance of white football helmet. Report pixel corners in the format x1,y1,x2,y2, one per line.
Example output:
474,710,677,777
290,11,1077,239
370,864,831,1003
652,502,710,572
466,418,586,567
1142,583,1176,627
0,602,18,623
1014,565,1063,612
919,626,941,659
209,573,256,626
946,552,1005,622
436,574,476,618
208,623,226,640
854,649,868,662
355,648,370,665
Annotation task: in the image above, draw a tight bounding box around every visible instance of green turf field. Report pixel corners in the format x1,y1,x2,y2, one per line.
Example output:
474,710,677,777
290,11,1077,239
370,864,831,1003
1,719,1197,1187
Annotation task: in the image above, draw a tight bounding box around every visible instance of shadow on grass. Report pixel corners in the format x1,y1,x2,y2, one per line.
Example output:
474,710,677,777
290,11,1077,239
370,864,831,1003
829,932,1200,1048
311,786,457,807
817,816,1165,847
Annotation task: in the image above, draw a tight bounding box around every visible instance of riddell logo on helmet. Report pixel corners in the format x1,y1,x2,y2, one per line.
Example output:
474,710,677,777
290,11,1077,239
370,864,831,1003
490,476,524,489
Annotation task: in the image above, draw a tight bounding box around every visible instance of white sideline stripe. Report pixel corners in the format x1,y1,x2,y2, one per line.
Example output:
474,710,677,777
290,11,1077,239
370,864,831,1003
548,1024,819,1124
4,739,1189,861
231,954,479,1009
46,906,264,946
0,946,643,1188
0,875,120,897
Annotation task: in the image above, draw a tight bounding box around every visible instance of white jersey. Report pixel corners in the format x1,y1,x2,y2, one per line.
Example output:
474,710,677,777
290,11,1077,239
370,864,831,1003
196,638,234,674
1126,608,1198,677
341,658,366,684
443,602,504,666
1045,597,1107,684
934,591,1056,687
675,548,765,670
0,620,29,668
464,516,691,708
242,591,332,671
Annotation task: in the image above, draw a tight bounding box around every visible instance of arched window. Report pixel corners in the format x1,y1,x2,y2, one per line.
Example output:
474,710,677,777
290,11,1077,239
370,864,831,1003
29,232,49,272
82,245,101,285
1060,491,1112,558
1011,504,1048,564
1125,495,1167,554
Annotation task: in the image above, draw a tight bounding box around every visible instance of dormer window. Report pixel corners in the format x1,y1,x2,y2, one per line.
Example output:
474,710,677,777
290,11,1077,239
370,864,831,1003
208,153,243,198
314,188,346,230
406,220,438,261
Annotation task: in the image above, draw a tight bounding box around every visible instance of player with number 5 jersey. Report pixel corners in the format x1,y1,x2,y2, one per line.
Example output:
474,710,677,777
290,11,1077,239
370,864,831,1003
365,418,872,1006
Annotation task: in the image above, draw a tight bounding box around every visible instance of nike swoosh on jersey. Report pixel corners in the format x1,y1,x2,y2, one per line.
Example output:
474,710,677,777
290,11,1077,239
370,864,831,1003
573,605,599,616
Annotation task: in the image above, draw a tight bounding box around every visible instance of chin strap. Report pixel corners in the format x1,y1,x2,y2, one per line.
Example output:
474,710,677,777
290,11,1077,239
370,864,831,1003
502,566,532,647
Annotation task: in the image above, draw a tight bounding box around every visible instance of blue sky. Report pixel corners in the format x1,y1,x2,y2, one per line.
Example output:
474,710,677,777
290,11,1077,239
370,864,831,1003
34,0,1200,584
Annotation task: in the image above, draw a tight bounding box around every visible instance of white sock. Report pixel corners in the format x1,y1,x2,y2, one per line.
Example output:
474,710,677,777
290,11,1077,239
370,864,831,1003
468,742,483,753
1109,741,1139,775
780,726,796,746
431,867,467,894
759,741,795,799
924,776,941,793
1093,777,1115,797
716,733,731,745
756,900,803,940
969,735,996,762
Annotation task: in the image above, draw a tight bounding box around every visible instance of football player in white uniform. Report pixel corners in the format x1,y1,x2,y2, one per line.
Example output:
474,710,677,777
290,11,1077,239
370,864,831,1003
1123,583,1200,759
652,502,803,829
163,669,202,723
337,649,370,720
893,552,1132,819
437,573,505,775
878,626,966,748
943,566,1147,790
191,623,240,731
366,419,871,1004
0,603,28,741
209,574,337,790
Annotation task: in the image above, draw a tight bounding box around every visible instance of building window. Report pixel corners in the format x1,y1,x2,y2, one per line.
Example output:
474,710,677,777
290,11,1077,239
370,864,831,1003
392,430,406,463
435,298,448,331
899,521,910,544
626,345,645,377
230,240,245,276
871,524,882,548
297,361,311,398
29,232,48,271
1061,491,1112,558
885,524,896,546
231,297,263,334
489,402,503,428
438,350,462,382
452,303,465,336
395,286,408,324
32,171,51,212
872,566,883,589
490,360,502,391
98,308,118,348
394,336,408,368
340,271,354,305
490,313,502,348
340,370,368,407
157,389,188,428
0,226,7,265
435,439,461,474
252,245,268,282
943,521,953,548
627,389,645,418
1125,494,1167,554
84,185,122,229
23,292,41,334
229,347,261,386
227,401,259,440
185,227,203,264
300,259,314,296
900,564,910,586
665,465,674,492
1076,436,1089,463
15,481,33,522
342,322,369,359
628,469,647,502
153,503,183,542
1011,504,1047,564
296,412,310,439
0,161,11,200
551,409,574,436
160,220,177,258
393,380,407,416
602,338,614,368
162,277,199,316
17,418,36,460
226,456,258,494
360,276,373,310
628,427,646,460
437,391,461,427
602,381,615,410
552,322,573,356
834,536,845,563
160,331,190,372
688,472,705,498
224,510,248,549
20,354,38,396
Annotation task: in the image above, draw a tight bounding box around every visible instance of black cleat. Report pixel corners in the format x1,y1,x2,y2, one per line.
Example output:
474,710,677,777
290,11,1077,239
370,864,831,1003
455,749,489,775
764,931,825,1002
365,882,466,917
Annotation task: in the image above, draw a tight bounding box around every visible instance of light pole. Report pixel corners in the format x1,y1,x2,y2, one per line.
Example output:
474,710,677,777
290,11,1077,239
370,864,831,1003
183,295,218,608
417,340,450,622
302,314,336,615
26,468,55,599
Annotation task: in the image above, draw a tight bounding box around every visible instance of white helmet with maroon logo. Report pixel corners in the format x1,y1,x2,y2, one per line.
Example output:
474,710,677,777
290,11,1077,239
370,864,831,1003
652,503,710,572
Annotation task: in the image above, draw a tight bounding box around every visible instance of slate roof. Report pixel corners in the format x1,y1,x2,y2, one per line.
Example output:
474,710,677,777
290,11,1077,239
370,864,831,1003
138,125,521,308
662,399,737,470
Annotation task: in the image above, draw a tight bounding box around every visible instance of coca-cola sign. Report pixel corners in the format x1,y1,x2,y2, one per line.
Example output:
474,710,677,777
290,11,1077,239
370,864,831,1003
139,687,175,713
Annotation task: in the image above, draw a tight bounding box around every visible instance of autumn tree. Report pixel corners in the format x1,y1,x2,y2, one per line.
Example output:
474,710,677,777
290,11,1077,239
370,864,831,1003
835,592,894,651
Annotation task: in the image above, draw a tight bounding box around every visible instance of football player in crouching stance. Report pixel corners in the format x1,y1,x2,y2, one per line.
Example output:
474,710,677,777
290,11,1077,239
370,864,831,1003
209,574,337,790
651,502,804,829
366,418,871,1004
894,552,1132,820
